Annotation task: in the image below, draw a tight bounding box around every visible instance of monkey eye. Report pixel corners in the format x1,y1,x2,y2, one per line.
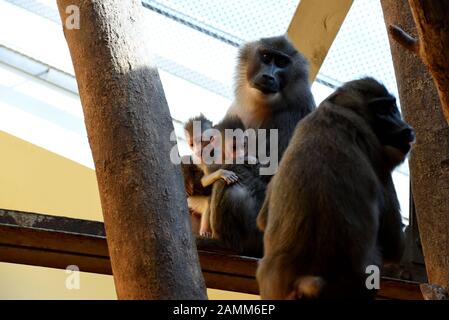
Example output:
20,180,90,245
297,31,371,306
376,104,392,115
369,96,396,115
275,55,291,68
261,52,271,64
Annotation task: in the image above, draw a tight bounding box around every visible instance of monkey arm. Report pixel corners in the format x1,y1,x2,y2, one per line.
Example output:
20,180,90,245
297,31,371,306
201,169,239,187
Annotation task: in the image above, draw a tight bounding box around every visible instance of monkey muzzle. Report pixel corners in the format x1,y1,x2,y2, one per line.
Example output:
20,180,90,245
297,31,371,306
253,74,279,95
382,127,416,155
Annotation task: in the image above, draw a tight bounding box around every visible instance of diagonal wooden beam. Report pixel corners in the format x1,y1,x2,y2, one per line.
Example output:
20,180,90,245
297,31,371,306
0,209,424,299
287,0,354,81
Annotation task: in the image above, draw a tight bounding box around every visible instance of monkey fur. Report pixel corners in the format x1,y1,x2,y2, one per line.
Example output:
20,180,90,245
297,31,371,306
197,116,266,257
226,35,316,170
256,78,415,299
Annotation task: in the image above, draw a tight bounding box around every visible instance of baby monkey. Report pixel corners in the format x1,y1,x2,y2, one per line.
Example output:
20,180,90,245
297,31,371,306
198,116,266,257
182,114,239,237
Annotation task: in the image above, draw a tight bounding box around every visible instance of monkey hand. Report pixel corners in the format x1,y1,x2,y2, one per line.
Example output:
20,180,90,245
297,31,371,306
220,170,239,185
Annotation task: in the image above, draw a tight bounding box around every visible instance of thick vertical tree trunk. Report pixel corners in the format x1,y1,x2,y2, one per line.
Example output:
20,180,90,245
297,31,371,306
408,0,449,125
381,0,449,296
56,0,206,299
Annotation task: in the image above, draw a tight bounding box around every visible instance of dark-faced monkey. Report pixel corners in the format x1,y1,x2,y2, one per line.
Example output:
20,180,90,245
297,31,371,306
256,78,415,299
226,35,316,172
197,116,266,257
182,114,239,236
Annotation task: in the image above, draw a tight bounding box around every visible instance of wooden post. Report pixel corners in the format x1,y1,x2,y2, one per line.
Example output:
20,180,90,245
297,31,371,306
381,0,449,298
56,0,207,299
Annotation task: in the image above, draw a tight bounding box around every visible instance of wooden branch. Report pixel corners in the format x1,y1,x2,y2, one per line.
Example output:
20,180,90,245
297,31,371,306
388,25,419,54
56,0,206,299
0,209,425,300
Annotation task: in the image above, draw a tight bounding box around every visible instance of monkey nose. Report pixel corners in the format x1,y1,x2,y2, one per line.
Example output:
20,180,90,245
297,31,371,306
262,74,276,85
403,127,416,143
256,75,278,94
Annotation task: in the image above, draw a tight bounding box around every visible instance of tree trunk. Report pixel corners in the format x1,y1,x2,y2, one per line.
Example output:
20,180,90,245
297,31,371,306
409,0,449,125
381,0,449,296
56,0,207,299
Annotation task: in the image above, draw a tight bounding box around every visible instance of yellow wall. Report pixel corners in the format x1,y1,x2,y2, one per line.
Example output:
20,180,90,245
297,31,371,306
0,131,258,300
0,262,257,300
0,263,117,300
0,131,102,220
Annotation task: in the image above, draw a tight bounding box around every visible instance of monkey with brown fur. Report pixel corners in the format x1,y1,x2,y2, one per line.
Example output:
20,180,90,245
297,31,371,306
182,114,239,237
197,116,266,257
226,35,315,172
256,78,414,299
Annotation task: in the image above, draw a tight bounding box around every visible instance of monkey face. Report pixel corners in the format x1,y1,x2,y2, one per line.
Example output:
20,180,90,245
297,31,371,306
184,115,214,163
209,116,248,164
368,96,415,154
207,132,244,164
248,48,292,95
225,137,246,161
366,95,415,168
332,78,415,161
234,35,312,119
192,135,215,163
185,130,202,160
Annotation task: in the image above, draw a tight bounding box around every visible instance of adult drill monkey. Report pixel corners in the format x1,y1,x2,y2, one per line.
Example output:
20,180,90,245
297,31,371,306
257,78,415,299
226,35,315,171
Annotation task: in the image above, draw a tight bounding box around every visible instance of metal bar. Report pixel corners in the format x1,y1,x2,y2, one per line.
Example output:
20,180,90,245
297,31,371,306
141,0,243,48
5,0,338,91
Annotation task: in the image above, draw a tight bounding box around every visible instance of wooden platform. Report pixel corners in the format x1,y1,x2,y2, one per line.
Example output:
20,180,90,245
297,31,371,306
0,209,423,299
